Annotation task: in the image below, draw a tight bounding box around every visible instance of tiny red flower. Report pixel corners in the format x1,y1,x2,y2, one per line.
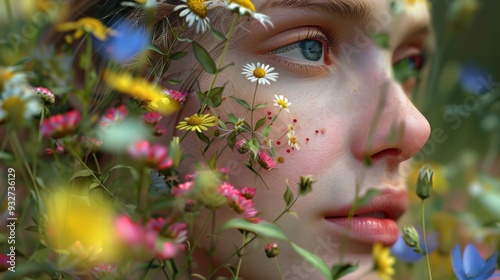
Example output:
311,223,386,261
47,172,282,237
40,110,81,138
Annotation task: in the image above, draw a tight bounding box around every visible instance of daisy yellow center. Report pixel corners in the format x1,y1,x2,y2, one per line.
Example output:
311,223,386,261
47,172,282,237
253,68,266,78
187,0,208,18
186,115,203,126
2,96,24,111
277,100,288,108
229,0,256,12
289,136,297,144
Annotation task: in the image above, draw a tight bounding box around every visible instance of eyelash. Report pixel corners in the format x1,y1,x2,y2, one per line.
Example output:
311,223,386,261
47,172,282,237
265,27,338,71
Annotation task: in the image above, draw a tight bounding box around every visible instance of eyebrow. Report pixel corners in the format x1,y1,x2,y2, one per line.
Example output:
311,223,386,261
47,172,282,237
257,0,372,22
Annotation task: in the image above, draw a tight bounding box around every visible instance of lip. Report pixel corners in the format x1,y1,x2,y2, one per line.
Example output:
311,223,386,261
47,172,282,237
323,189,408,246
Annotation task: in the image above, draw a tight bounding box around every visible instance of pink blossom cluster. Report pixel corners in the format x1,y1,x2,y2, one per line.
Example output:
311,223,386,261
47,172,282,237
141,112,166,136
99,105,128,128
40,110,81,139
171,173,261,222
128,140,173,170
115,216,187,259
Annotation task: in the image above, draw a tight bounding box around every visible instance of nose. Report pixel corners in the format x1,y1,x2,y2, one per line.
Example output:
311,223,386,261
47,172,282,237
350,79,431,166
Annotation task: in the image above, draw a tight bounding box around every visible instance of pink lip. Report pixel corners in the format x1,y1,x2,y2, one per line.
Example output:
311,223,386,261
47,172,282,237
323,190,408,246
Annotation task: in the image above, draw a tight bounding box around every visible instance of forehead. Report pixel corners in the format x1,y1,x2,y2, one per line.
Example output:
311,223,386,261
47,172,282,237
253,0,431,33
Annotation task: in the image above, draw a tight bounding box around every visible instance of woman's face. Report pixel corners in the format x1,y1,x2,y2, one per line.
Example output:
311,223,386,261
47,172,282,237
178,0,432,278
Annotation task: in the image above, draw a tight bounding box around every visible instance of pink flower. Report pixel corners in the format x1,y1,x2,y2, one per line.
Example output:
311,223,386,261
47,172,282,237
100,105,128,128
142,112,163,125
40,110,81,138
165,223,188,243
229,194,258,218
241,187,256,199
164,89,188,104
147,217,171,232
46,141,66,155
257,150,277,170
235,139,249,154
128,140,173,170
219,182,240,198
34,87,55,106
115,215,145,246
157,242,183,259
171,181,194,196
93,263,117,277
153,125,166,136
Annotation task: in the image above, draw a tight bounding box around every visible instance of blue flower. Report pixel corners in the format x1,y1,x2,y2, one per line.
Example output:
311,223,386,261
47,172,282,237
459,64,493,95
391,228,438,263
97,19,151,63
451,244,498,280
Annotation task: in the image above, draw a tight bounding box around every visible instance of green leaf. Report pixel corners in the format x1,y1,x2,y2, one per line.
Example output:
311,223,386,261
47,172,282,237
69,169,93,182
262,124,271,137
210,28,227,41
248,138,260,156
255,116,267,131
167,79,182,85
227,113,238,124
283,184,294,207
24,225,39,232
221,218,288,240
192,41,216,74
218,119,227,130
290,242,332,279
208,151,218,171
353,189,380,209
217,62,235,73
0,151,13,160
206,86,225,107
196,131,211,145
254,103,267,109
170,51,188,60
331,263,359,279
229,96,251,110
227,131,237,149
149,45,165,55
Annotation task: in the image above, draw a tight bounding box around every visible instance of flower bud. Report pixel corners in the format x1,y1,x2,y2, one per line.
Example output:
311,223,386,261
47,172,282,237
416,166,433,200
402,226,420,248
34,87,55,106
235,139,250,154
241,187,256,199
298,175,314,196
264,243,279,258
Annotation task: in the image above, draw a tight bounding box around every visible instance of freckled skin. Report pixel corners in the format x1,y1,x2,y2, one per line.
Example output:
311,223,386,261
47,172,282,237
172,0,432,279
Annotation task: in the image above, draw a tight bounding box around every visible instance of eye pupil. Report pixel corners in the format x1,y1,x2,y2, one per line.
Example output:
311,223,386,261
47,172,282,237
299,40,323,61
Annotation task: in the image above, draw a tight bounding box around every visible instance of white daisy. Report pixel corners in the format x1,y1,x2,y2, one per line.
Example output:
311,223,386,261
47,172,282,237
0,70,42,123
209,0,273,29
173,0,211,33
273,95,291,113
287,130,300,151
242,62,278,85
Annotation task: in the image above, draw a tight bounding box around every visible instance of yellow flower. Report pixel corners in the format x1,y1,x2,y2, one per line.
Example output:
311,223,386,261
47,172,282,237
57,17,114,42
373,243,395,280
176,113,217,132
43,190,119,263
103,69,178,115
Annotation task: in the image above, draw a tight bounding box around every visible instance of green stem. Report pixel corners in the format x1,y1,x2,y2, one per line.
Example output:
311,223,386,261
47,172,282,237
274,257,284,280
421,200,433,280
4,0,14,32
234,232,247,280
179,209,215,274
250,82,259,133
66,147,130,208
140,258,156,280
200,15,240,114
209,196,299,278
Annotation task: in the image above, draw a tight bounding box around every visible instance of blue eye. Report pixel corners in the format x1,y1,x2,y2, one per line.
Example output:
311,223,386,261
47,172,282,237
299,40,323,61
271,36,329,64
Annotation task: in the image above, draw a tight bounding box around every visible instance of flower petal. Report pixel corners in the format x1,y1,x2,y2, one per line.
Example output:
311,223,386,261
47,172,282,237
463,244,485,277
476,251,498,279
452,244,467,280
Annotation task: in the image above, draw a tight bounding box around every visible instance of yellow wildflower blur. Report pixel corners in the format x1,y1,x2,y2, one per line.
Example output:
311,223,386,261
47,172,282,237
103,69,178,115
57,17,114,43
43,190,119,263
373,243,395,280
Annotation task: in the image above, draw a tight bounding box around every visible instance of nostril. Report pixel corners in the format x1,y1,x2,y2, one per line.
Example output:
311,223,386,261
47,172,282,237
370,148,402,162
